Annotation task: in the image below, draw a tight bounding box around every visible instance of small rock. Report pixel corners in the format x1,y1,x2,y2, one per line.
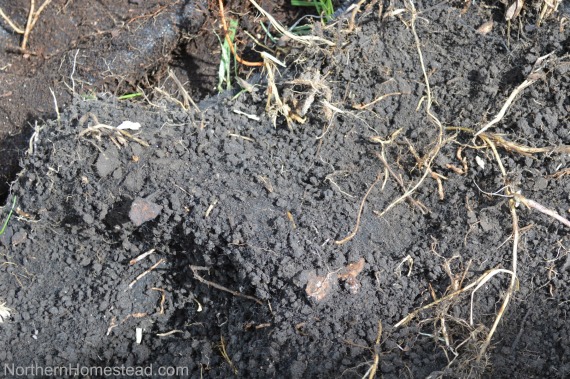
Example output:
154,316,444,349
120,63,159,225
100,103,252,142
11,230,27,246
129,198,162,226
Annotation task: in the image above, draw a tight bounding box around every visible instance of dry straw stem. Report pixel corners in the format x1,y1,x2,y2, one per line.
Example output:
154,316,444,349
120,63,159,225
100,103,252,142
248,0,334,46
335,173,384,245
19,0,53,51
127,258,166,289
394,267,515,328
514,192,570,228
538,0,562,25
477,199,519,361
474,52,554,137
367,320,383,379
130,249,156,265
0,7,24,34
190,265,264,305
372,1,444,220
166,68,200,112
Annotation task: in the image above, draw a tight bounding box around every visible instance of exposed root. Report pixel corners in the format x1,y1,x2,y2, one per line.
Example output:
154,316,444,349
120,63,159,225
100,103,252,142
374,1,445,218
335,173,384,245
127,258,166,290
0,7,24,34
447,126,570,177
367,320,383,379
352,91,406,110
190,265,263,305
218,0,263,67
477,199,519,361
77,112,149,147
475,52,554,137
374,151,429,214
218,335,238,375
395,267,514,329
21,0,52,51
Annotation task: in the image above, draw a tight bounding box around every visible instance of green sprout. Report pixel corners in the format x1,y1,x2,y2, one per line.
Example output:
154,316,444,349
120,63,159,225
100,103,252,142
0,196,16,236
291,0,335,23
117,92,143,100
217,19,239,93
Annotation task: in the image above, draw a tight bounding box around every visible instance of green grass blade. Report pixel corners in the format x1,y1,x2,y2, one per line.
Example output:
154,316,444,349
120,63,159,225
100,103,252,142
0,196,17,236
117,92,143,100
291,0,334,22
217,19,239,93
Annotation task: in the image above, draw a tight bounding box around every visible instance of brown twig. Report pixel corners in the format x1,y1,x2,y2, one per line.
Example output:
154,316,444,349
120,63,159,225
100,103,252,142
190,265,263,305
128,258,166,289
218,0,263,67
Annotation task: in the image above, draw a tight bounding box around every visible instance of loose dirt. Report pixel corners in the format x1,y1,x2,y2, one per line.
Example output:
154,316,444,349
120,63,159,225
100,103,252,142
1,1,570,378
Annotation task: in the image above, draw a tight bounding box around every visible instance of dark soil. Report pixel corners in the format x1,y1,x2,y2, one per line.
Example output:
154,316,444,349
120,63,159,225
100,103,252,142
1,1,570,378
0,0,302,197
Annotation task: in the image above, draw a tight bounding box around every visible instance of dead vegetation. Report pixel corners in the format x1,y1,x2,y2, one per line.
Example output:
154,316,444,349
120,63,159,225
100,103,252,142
206,0,568,374
0,0,52,52
288,0,569,376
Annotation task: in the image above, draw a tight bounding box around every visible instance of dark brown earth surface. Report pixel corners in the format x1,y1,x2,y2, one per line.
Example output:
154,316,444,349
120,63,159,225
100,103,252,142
1,0,570,378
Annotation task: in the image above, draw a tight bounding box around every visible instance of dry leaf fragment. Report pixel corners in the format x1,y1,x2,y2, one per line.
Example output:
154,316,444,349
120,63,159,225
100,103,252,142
506,0,524,21
338,258,365,294
0,302,11,323
129,197,162,226
305,272,334,302
305,258,366,301
476,20,494,35
117,121,141,130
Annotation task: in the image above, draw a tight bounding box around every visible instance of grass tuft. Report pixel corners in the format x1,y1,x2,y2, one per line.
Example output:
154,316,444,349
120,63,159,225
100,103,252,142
291,0,335,22
217,19,238,92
